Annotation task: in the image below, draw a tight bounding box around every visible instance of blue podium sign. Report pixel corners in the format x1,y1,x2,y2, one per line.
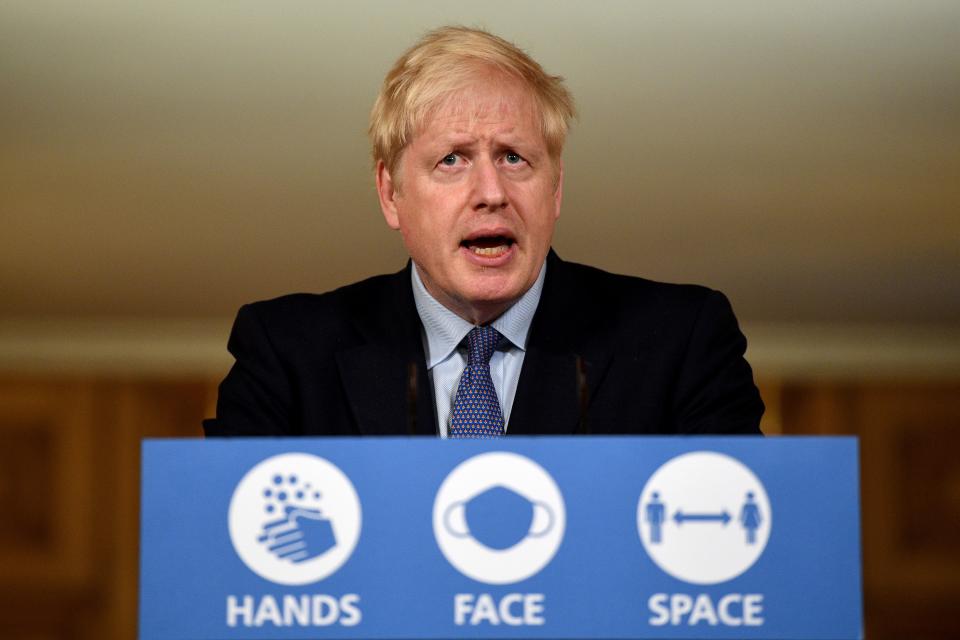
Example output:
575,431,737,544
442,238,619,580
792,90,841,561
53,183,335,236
139,437,862,639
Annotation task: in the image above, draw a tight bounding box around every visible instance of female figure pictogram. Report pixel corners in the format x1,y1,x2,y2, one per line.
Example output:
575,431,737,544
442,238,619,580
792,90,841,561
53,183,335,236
740,491,762,544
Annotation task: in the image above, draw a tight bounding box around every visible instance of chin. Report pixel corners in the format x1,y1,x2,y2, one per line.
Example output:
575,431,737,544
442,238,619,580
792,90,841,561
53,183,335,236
462,282,527,310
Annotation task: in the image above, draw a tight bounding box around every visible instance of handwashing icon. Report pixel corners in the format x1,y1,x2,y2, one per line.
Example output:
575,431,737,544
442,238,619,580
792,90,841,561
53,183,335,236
257,505,337,563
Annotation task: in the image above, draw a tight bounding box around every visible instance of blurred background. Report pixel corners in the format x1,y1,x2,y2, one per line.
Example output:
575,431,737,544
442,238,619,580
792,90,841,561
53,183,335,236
1,1,958,638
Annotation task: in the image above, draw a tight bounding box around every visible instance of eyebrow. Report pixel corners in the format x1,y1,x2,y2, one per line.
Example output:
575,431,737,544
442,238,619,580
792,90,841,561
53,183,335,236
430,128,527,149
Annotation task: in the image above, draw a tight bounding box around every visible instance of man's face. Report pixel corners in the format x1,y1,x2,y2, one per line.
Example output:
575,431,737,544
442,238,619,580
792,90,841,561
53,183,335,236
377,76,563,325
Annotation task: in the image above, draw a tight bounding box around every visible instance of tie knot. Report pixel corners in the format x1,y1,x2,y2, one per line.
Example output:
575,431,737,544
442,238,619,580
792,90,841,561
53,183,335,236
465,325,500,366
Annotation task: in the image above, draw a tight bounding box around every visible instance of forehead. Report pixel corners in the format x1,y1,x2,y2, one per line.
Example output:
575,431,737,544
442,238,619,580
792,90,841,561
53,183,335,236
416,75,543,143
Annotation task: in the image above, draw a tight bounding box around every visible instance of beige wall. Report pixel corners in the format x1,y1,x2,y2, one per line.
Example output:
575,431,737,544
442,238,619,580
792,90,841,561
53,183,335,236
2,1,958,324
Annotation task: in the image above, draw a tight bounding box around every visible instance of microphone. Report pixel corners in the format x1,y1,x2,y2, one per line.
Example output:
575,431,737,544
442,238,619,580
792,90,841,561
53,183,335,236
575,355,590,435
406,361,419,435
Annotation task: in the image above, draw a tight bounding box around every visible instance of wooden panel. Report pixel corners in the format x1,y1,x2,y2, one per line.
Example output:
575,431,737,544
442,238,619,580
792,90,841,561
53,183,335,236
897,423,960,557
855,386,960,593
0,424,54,552
0,380,95,589
94,378,210,640
0,376,213,640
780,381,960,640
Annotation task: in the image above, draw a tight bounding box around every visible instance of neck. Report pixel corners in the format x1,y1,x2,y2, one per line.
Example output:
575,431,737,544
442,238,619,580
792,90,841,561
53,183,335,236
449,301,510,326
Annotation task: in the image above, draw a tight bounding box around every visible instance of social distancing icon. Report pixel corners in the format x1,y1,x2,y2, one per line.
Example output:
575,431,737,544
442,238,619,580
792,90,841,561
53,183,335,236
637,451,772,585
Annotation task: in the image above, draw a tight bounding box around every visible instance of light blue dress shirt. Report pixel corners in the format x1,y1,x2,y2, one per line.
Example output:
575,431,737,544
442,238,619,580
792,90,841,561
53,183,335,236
411,262,547,438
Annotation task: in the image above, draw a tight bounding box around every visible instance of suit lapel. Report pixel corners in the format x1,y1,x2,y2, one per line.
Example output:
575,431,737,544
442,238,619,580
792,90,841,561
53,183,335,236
335,265,437,436
507,347,579,434
334,253,615,437
508,252,614,435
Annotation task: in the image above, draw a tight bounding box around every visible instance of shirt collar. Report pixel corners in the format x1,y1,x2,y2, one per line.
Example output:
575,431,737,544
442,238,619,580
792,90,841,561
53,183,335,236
411,261,547,370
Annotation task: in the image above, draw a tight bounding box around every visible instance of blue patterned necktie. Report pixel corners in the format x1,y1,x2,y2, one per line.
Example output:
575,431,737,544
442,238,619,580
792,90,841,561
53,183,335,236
449,326,504,438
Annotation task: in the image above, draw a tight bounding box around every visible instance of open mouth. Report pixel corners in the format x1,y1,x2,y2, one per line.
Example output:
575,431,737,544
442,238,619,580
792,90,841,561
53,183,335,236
461,234,515,258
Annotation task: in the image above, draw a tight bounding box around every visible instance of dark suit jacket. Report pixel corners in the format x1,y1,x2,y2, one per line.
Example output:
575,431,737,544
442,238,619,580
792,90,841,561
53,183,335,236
203,252,763,437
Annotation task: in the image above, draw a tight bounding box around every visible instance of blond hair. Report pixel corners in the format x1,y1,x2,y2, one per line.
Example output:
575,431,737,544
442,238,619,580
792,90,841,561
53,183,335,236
369,26,576,175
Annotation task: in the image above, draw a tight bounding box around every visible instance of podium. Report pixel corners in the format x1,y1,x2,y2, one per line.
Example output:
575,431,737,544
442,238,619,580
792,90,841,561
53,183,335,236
140,436,862,638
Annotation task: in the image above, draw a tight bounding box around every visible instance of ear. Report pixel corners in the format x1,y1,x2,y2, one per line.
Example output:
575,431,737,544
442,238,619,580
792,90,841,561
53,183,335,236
552,159,564,220
376,160,401,230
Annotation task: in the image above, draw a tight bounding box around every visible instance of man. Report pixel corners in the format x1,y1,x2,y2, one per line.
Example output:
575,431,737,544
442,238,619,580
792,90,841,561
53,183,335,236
203,26,763,438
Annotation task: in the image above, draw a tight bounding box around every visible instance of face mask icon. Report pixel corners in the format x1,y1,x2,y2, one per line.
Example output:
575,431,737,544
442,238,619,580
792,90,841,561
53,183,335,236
443,485,555,550
433,452,566,584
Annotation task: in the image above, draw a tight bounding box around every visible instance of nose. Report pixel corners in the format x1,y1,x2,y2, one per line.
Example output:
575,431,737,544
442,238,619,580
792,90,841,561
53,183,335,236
472,155,508,212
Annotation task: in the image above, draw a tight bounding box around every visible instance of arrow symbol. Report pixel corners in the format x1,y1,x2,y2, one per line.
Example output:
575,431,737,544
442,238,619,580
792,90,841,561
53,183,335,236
673,510,731,526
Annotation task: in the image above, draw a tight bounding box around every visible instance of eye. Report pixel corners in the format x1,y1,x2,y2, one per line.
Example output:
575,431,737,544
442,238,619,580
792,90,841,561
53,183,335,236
505,151,524,165
440,153,458,166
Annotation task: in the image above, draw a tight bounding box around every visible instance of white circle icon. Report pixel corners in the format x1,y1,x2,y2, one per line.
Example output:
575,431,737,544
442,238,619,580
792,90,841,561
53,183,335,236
228,453,361,585
637,451,771,585
433,452,565,585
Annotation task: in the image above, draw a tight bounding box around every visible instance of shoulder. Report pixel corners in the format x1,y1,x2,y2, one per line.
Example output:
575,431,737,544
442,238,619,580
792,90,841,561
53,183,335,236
549,255,728,324
547,255,762,435
557,258,712,297
239,269,405,326
228,268,408,354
